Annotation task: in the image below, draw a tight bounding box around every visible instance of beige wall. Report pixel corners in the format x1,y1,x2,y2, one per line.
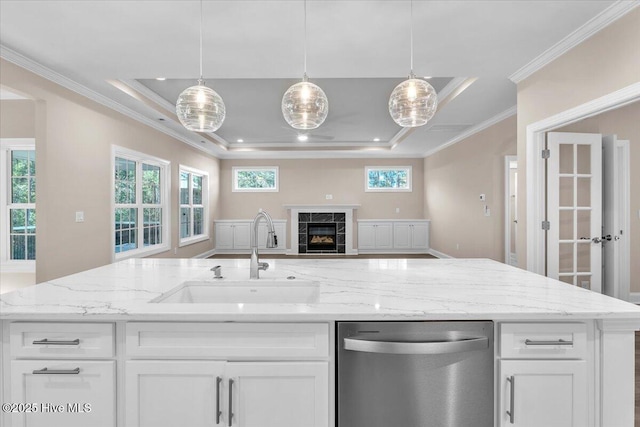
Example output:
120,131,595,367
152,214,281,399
517,8,640,269
0,59,220,283
0,99,35,138
424,115,517,260
219,158,424,248
555,101,640,293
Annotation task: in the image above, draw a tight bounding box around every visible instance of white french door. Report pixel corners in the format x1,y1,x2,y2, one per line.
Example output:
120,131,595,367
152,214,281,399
547,132,602,292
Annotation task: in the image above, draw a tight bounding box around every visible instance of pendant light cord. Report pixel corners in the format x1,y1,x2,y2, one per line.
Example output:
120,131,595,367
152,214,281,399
199,0,203,80
303,0,308,77
409,0,414,75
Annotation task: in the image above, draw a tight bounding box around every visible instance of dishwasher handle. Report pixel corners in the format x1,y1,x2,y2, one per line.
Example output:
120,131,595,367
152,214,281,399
344,336,489,355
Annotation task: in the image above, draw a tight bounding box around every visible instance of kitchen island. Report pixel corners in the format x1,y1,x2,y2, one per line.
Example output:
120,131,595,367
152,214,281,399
2,258,639,426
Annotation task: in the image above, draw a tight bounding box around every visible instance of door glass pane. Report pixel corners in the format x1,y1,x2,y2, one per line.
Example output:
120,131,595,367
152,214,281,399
10,235,26,260
11,178,28,203
576,177,590,207
10,209,26,233
559,177,574,207
559,243,574,273
559,210,573,240
577,243,590,272
559,144,574,174
577,145,591,174
559,276,574,285
576,210,591,241
27,235,36,260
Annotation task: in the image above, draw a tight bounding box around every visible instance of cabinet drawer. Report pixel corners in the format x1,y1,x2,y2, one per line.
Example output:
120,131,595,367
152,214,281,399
10,323,114,359
500,323,587,359
126,322,329,359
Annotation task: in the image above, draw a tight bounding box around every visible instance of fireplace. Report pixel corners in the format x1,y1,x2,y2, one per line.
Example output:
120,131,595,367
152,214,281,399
307,223,337,251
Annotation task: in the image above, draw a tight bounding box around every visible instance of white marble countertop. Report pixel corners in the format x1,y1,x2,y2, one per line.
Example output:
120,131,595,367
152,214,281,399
2,258,640,321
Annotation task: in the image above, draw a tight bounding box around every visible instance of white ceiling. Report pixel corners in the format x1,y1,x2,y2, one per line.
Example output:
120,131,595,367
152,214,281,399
0,1,624,158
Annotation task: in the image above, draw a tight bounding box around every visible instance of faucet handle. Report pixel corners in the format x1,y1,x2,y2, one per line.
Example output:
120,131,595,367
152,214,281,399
258,262,269,271
266,232,278,249
211,265,223,278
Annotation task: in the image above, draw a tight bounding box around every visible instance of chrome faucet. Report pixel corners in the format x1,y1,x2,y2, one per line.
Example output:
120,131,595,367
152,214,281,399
250,210,278,279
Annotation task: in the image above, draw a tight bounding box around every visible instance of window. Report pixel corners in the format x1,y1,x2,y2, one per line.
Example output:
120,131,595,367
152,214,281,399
179,166,209,246
1,139,36,270
365,166,412,192
232,167,279,192
113,147,170,259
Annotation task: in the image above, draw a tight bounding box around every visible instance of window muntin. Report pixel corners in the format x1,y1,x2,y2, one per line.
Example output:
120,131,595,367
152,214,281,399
179,166,209,245
113,148,169,259
365,166,412,192
232,167,279,192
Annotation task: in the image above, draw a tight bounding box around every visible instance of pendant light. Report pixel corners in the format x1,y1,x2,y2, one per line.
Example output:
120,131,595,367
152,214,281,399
176,0,225,132
282,0,328,130
389,0,437,127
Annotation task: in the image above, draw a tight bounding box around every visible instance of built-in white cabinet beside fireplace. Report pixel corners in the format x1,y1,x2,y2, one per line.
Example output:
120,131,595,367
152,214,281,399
358,220,430,253
215,220,287,253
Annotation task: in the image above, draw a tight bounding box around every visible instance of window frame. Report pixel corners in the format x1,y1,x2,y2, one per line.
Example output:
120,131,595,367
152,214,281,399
179,165,210,247
232,166,279,192
112,145,171,261
364,166,413,192
0,138,36,272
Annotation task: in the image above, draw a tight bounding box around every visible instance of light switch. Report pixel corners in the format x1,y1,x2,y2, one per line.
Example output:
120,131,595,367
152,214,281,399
484,205,491,217
326,194,333,200
479,194,486,201
75,211,84,222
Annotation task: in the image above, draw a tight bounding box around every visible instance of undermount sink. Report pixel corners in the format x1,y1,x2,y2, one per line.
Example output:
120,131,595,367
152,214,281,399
151,279,320,304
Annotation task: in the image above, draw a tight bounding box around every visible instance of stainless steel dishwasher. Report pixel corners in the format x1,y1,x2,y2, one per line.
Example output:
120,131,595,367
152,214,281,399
337,321,494,427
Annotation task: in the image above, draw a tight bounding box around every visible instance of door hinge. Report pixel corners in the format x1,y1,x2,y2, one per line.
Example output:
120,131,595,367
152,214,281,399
542,221,550,231
541,149,550,159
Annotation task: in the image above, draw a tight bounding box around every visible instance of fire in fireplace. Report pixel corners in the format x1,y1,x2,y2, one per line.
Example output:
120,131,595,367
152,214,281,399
307,223,337,251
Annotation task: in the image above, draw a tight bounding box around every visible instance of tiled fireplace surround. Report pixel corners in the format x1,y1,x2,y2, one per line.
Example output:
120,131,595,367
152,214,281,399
285,205,359,255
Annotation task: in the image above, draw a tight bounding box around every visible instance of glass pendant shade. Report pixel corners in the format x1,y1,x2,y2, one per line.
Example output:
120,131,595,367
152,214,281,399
176,80,225,132
388,75,438,127
282,77,328,130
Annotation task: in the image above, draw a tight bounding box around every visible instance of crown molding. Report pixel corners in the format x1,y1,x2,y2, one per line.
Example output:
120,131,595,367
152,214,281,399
422,105,517,158
509,1,640,84
0,45,220,158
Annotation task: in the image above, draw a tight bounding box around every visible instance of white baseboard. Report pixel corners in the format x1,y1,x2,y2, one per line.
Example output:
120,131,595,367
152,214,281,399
193,249,216,259
628,293,640,304
428,248,454,259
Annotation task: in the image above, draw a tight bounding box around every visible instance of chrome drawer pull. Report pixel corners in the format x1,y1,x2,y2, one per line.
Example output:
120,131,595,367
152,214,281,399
216,376,222,425
32,367,80,375
32,338,80,346
524,339,573,346
506,376,515,424
228,379,234,426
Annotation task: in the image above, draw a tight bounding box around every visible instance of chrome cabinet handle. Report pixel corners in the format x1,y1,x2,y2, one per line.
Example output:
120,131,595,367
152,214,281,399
344,336,488,355
524,339,573,346
228,379,234,427
32,367,80,375
506,376,515,424
216,376,222,425
32,338,80,346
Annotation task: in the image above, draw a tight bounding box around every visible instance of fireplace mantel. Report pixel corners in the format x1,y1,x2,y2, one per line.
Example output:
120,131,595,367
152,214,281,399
284,205,359,255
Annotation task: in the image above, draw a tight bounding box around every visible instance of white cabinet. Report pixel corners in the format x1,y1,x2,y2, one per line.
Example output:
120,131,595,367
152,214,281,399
227,362,328,427
215,220,286,253
357,222,393,250
393,222,429,250
358,220,429,252
498,323,590,427
499,360,587,427
125,361,226,427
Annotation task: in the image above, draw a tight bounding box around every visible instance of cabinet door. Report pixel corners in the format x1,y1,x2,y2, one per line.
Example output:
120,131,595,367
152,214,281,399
393,223,411,249
11,360,115,427
499,360,587,427
216,224,235,250
357,224,377,250
411,223,429,249
233,223,251,250
374,223,393,249
126,361,226,427
226,362,328,427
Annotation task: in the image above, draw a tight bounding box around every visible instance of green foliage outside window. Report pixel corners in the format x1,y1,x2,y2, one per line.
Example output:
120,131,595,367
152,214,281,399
236,170,276,189
368,169,408,189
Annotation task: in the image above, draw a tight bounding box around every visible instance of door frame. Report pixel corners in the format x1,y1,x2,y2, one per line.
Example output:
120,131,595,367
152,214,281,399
525,82,640,275
504,155,518,266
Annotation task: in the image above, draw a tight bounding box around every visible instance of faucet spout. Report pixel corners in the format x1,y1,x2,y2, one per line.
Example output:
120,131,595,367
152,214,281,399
250,210,278,279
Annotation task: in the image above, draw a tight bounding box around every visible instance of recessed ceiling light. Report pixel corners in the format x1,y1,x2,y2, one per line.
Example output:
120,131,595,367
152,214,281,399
373,137,380,142
297,134,308,142
423,76,432,79
237,139,244,143
158,118,165,121
156,77,166,81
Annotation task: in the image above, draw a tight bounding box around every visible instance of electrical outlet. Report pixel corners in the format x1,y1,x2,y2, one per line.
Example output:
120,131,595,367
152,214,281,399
479,194,486,201
75,211,84,222
174,247,177,255
581,281,590,289
395,208,400,213
456,243,460,250
325,194,333,200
